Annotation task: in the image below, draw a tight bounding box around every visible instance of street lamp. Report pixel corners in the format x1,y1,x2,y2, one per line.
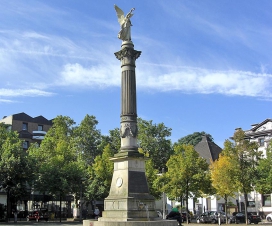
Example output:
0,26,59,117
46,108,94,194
157,168,166,219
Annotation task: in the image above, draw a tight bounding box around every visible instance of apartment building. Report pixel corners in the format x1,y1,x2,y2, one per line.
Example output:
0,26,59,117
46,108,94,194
243,119,272,216
0,112,53,149
244,118,272,158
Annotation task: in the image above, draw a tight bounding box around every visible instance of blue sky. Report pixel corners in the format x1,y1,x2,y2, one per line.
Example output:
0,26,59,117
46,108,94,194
0,0,271,147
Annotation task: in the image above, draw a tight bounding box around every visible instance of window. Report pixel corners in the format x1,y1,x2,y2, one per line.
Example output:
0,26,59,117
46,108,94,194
23,141,29,149
259,138,265,147
262,194,271,207
38,125,43,131
248,201,255,207
22,123,28,131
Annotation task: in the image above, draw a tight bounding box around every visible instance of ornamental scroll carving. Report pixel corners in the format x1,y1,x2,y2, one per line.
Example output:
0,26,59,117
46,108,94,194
120,123,138,138
114,47,141,61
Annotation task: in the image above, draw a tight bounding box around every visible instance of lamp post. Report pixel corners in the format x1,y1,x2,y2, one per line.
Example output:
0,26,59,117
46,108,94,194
157,168,167,219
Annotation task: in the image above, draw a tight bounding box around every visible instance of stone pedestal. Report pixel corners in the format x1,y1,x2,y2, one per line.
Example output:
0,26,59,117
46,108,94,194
99,154,157,222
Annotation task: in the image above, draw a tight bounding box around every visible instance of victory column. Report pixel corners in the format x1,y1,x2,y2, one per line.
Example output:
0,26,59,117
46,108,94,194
83,5,177,226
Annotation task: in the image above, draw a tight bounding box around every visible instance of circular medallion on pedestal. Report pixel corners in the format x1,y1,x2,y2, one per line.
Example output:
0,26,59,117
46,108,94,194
116,177,123,187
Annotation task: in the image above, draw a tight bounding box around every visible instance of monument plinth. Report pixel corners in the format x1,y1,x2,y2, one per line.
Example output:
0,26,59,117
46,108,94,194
83,5,177,226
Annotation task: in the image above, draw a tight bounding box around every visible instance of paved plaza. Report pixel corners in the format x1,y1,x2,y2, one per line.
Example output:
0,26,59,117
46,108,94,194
0,221,82,226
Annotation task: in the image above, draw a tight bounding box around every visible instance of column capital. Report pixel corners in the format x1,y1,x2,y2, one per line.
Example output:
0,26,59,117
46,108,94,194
114,47,141,61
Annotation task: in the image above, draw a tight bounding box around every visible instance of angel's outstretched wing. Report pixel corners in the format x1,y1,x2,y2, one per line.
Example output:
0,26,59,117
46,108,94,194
114,5,125,24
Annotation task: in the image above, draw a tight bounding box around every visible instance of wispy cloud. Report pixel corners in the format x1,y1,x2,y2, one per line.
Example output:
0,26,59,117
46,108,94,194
0,89,54,97
58,62,272,98
59,63,120,88
1,1,271,102
1,27,271,100
138,66,272,97
0,99,16,103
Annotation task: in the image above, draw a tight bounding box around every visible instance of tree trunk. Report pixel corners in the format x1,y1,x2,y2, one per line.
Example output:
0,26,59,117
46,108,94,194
186,186,189,224
224,194,228,224
59,193,62,222
244,193,248,225
6,189,10,222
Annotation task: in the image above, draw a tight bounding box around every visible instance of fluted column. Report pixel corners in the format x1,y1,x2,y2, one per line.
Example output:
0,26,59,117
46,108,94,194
115,41,141,154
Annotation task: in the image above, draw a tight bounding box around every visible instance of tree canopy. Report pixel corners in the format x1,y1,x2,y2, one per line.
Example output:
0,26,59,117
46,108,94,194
72,114,102,165
0,123,35,218
28,116,87,198
255,140,272,194
162,144,210,221
86,144,114,200
210,153,238,217
222,129,261,224
176,131,213,146
137,118,173,171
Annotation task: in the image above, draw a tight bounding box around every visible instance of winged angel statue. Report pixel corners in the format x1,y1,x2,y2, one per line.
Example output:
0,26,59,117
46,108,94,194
114,5,135,41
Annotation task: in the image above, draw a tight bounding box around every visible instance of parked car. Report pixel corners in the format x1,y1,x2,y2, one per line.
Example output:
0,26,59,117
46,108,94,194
181,212,191,223
232,212,261,224
228,212,237,223
266,213,272,222
26,208,49,222
196,211,226,224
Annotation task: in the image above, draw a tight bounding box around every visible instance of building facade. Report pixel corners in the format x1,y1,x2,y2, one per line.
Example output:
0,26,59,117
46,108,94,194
0,112,53,149
242,119,272,216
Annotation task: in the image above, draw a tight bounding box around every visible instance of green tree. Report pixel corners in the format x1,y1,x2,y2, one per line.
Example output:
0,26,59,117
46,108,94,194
28,116,87,204
210,154,238,223
137,148,161,199
72,114,102,165
223,129,261,224
175,131,213,146
0,123,34,219
255,140,272,194
137,118,173,171
163,144,210,223
99,128,121,154
86,144,114,200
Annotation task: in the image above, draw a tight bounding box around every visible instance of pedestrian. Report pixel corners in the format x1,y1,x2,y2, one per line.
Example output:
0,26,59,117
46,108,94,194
94,207,100,219
166,207,182,226
13,210,18,223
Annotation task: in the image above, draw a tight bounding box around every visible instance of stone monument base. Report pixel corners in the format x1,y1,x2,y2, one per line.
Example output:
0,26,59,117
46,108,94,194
83,219,178,226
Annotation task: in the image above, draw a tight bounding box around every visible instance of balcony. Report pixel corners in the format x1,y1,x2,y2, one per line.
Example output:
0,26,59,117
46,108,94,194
32,130,47,140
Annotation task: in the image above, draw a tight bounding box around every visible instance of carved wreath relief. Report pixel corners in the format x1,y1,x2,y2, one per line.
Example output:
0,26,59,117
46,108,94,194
120,123,137,138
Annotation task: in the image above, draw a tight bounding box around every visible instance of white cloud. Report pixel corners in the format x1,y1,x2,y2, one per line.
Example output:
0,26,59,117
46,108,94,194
0,99,15,103
0,89,54,97
57,61,272,98
59,63,120,88
137,65,272,97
